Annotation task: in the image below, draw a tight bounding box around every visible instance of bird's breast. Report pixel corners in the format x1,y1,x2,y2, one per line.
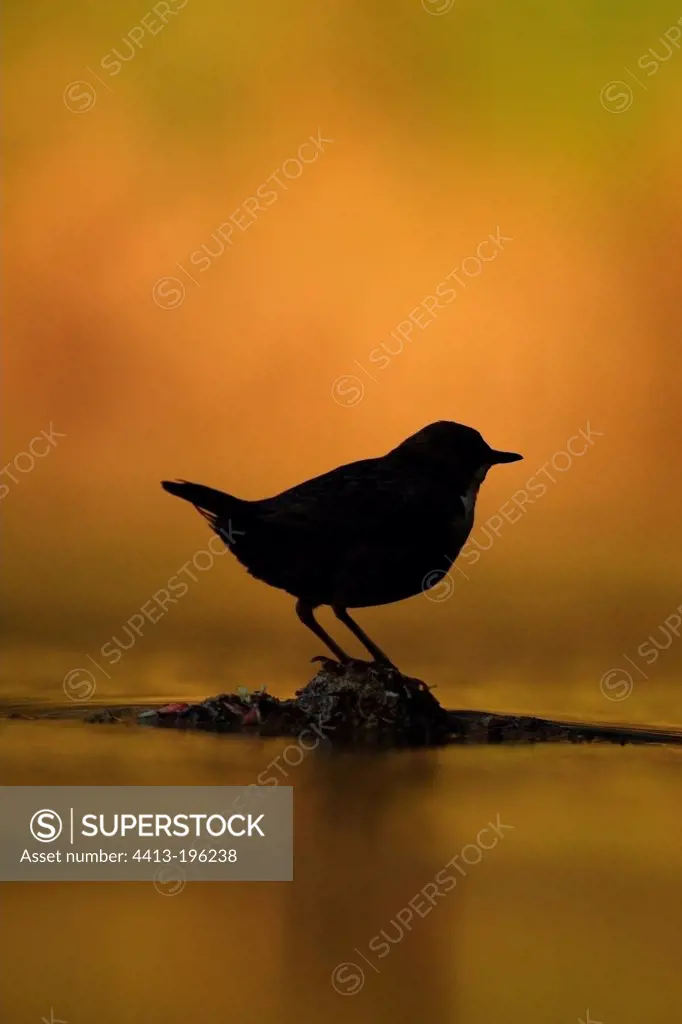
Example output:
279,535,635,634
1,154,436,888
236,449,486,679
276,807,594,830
455,481,480,531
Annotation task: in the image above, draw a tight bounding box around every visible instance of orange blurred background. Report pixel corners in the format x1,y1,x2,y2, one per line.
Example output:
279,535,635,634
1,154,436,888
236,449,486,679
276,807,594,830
2,0,681,722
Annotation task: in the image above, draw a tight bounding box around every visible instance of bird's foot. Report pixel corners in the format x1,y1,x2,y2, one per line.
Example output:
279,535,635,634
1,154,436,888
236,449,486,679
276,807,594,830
371,656,400,673
310,655,401,679
311,655,351,671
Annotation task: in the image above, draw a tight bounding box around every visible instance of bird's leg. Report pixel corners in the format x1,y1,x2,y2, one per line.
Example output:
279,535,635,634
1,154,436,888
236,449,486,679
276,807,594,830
332,606,396,668
295,600,351,663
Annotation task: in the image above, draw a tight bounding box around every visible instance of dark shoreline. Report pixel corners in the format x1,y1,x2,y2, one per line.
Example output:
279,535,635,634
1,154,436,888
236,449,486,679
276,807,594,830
2,657,681,751
3,705,681,746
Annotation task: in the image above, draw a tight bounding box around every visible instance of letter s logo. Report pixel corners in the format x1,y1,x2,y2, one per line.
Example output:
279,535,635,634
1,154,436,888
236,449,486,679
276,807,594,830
30,809,63,843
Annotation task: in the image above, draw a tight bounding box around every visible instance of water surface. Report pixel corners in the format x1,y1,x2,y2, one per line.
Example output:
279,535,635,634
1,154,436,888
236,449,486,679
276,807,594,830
1,720,680,1024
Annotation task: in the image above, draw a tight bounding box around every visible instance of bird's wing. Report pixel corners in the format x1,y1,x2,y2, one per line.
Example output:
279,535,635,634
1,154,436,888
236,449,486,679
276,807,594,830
252,457,446,542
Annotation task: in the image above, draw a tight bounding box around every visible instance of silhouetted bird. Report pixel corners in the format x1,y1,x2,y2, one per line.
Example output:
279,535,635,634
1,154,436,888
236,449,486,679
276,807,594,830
161,421,522,666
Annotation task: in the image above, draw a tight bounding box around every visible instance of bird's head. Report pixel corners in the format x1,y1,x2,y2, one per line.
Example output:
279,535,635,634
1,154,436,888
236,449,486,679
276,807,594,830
393,421,523,480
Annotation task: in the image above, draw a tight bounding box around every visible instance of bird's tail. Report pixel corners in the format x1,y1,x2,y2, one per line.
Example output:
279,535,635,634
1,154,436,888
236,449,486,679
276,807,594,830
161,479,245,519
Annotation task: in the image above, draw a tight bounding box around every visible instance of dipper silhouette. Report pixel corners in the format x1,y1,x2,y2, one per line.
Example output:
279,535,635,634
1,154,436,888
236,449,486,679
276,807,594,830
162,421,522,667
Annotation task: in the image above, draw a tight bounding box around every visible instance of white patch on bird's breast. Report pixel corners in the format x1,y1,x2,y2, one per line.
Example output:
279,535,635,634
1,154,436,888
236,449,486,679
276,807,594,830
455,465,488,528
458,482,480,527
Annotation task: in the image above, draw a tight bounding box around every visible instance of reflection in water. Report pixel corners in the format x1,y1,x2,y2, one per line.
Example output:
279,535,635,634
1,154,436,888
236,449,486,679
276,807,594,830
1,721,680,1024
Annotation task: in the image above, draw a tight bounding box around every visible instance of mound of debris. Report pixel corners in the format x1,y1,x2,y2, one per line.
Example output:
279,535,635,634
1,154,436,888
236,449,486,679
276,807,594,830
128,659,452,746
6,661,681,747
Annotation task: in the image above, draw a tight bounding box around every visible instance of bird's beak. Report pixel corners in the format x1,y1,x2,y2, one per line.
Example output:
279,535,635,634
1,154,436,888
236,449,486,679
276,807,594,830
488,449,523,464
